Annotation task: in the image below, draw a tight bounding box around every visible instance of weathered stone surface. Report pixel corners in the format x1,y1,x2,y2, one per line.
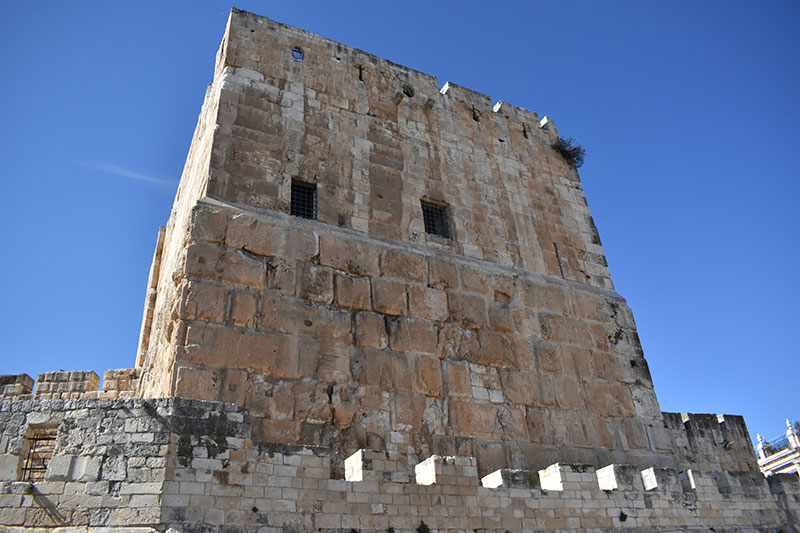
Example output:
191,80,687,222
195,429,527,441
334,274,371,310
298,264,334,304
408,286,448,322
185,242,263,287
429,258,458,290
371,279,406,316
319,235,380,277
192,206,228,244
380,249,427,283
387,318,438,354
230,291,255,327
354,312,388,349
448,293,487,329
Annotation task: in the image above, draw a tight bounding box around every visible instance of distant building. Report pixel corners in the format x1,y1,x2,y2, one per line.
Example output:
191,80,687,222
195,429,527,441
758,420,800,477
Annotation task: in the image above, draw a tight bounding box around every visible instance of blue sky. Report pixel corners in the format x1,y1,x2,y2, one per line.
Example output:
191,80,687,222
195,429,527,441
1,1,797,444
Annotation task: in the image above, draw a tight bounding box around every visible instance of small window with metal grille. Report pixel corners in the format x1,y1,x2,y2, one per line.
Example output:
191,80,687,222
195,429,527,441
20,427,58,482
291,179,317,220
421,200,451,239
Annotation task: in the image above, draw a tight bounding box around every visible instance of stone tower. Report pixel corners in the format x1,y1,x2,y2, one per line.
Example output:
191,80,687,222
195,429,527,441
3,9,798,531
135,8,665,474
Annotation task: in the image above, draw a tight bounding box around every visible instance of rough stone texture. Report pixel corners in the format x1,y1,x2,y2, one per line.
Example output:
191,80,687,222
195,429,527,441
119,9,656,473
0,399,797,531
0,8,795,532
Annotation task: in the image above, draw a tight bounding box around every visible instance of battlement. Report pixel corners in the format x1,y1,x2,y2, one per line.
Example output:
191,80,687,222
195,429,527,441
0,369,140,401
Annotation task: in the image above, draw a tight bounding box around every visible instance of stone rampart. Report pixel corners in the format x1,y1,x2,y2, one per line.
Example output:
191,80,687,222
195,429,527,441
1,397,798,531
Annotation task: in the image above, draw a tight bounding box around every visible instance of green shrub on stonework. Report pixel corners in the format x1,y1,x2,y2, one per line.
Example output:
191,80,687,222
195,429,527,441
552,136,586,168
416,520,431,533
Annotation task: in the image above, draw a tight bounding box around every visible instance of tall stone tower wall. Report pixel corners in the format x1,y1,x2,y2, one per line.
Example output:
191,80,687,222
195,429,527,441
2,10,799,531
133,9,666,474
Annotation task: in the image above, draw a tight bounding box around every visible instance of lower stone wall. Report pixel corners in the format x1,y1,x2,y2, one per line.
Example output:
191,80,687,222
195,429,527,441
1,397,798,531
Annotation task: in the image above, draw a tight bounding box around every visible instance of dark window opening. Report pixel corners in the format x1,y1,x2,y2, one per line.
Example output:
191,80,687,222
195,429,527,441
402,84,415,98
21,427,57,482
421,200,451,239
358,65,364,81
291,179,317,220
291,47,304,61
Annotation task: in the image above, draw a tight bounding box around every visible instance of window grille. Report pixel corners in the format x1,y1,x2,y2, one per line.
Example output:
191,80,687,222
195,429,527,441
21,427,58,482
291,179,317,220
421,200,451,239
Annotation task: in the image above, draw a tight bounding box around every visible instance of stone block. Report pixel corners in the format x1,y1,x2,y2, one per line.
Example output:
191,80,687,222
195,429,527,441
429,258,458,289
73,456,102,482
471,330,513,367
414,355,443,397
415,455,442,485
584,381,634,417
355,312,388,349
481,468,538,489
519,280,569,315
266,257,297,295
408,286,448,322
319,234,380,276
334,274,371,310
0,454,19,481
191,205,228,244
538,463,564,491
448,293,487,329
252,419,298,444
298,264,334,304
596,464,619,491
231,291,256,326
46,455,75,481
181,281,226,322
641,466,658,491
388,318,438,354
381,248,427,282
372,279,406,315
174,366,219,402
344,449,364,482
445,360,471,397
185,242,264,287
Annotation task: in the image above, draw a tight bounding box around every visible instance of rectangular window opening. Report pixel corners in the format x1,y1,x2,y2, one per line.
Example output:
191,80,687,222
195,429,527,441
21,427,58,482
291,179,317,220
421,200,451,239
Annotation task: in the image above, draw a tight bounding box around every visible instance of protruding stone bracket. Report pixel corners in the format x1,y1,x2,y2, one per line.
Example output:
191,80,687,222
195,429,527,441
480,468,538,490
596,464,618,491
415,455,441,486
413,455,477,486
539,116,558,137
344,449,363,482
538,463,564,492
641,467,658,491
538,463,596,492
680,469,696,491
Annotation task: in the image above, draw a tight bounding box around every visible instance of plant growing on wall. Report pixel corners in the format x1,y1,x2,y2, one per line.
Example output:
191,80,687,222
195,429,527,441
552,136,586,168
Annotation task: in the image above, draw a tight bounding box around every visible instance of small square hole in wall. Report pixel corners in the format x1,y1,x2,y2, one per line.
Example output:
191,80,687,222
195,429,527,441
291,179,317,220
421,200,451,239
20,426,58,482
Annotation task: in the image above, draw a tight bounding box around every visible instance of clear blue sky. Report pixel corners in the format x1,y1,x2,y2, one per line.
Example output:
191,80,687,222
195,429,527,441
1,1,798,444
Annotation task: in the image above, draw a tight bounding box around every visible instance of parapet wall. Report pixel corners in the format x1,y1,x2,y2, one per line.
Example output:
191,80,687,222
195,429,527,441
1,397,797,531
0,370,140,401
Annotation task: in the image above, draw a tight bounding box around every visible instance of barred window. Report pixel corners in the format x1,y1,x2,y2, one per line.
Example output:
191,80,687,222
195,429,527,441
291,179,317,220
421,200,451,239
21,427,58,482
